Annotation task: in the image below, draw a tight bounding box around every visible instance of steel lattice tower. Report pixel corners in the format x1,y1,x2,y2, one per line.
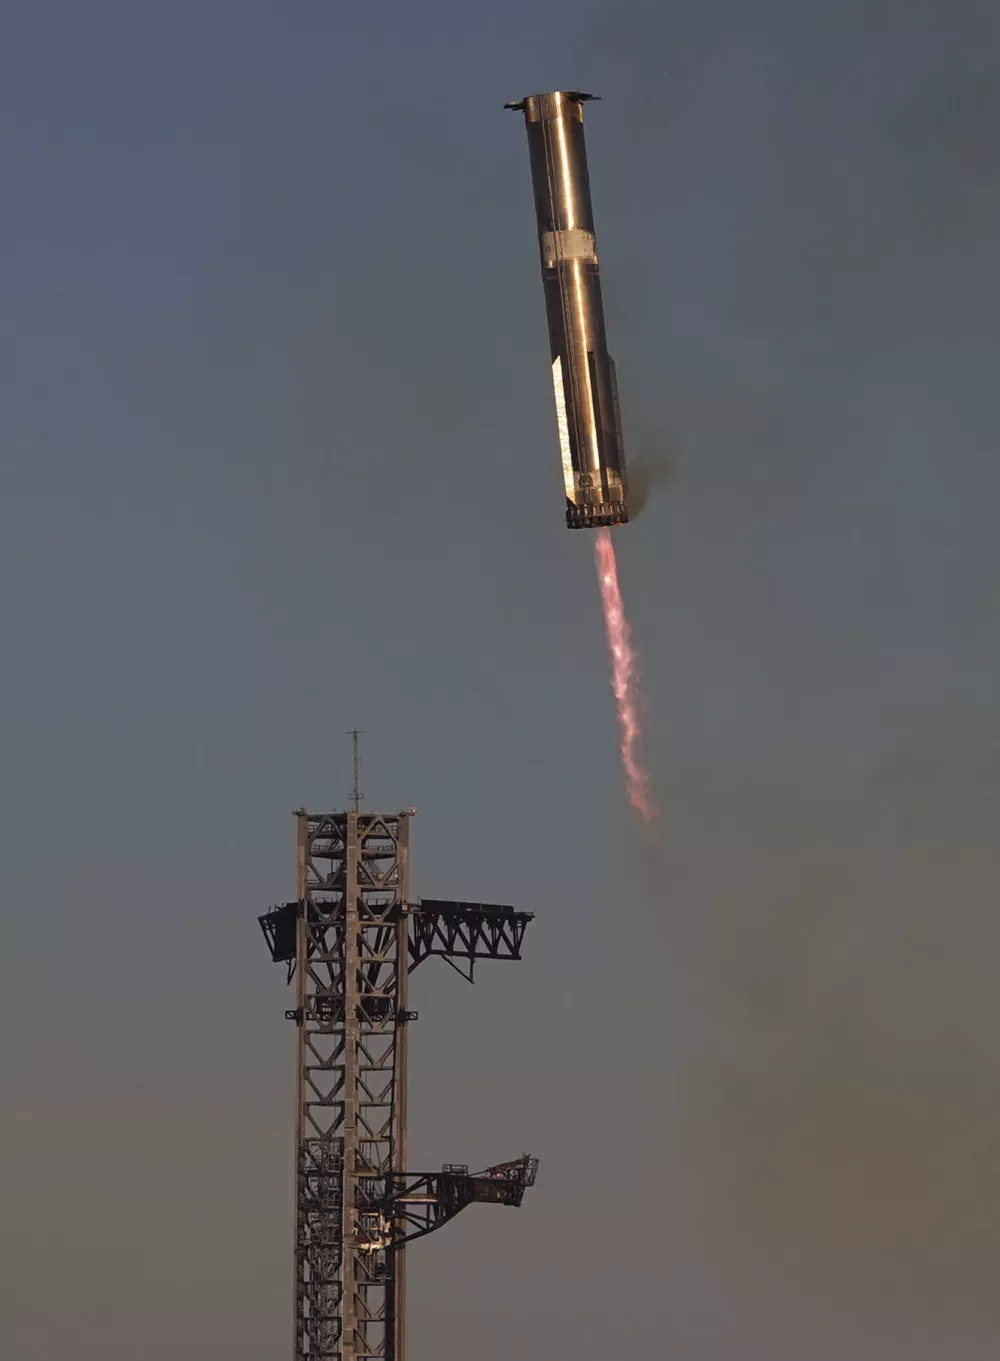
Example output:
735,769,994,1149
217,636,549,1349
260,808,536,1361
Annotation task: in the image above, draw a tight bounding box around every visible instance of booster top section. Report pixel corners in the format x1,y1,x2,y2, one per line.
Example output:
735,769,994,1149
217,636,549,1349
504,91,598,118
505,92,600,265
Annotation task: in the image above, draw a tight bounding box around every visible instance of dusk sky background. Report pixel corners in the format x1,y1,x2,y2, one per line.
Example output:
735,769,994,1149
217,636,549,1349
3,0,1000,1356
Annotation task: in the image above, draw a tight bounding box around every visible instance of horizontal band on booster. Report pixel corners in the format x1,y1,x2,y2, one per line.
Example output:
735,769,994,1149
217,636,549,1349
541,229,598,267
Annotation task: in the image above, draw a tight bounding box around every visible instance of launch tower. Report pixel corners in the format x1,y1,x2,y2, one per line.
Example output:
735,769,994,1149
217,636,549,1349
259,807,536,1361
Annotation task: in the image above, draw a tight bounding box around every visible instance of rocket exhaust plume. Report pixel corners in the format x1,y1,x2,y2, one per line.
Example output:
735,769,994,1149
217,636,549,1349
506,94,655,819
594,528,657,823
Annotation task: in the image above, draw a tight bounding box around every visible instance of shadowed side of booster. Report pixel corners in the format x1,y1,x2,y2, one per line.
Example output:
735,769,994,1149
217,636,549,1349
506,91,629,530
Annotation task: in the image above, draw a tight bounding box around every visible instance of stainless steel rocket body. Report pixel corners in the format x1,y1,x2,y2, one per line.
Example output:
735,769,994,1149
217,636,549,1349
507,91,628,529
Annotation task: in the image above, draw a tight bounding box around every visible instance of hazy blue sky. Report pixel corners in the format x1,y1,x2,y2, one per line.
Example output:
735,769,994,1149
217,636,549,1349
3,1,1000,1357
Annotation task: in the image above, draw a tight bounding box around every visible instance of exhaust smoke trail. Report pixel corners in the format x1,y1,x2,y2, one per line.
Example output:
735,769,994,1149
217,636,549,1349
594,528,657,823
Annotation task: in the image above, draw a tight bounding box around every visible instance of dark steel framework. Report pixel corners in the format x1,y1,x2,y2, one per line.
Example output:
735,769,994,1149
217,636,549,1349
259,809,536,1361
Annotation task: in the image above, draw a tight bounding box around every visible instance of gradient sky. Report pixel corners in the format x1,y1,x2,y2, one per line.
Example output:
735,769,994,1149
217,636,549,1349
3,1,1000,1357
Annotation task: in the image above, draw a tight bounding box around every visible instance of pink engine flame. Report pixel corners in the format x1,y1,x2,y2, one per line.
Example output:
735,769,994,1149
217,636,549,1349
594,528,657,823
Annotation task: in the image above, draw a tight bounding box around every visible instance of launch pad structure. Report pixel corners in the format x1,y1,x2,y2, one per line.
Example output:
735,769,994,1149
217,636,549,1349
259,806,537,1361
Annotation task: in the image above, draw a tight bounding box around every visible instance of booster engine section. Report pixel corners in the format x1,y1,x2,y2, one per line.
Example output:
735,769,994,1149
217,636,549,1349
506,91,629,529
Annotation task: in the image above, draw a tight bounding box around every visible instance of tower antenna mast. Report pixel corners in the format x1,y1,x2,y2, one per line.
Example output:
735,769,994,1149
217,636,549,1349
348,729,363,812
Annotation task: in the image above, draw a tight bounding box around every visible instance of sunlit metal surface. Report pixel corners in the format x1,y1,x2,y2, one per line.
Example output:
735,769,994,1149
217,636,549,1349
507,91,629,529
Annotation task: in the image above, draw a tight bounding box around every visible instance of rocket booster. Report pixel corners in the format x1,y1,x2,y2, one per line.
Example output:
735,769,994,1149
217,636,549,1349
506,91,629,530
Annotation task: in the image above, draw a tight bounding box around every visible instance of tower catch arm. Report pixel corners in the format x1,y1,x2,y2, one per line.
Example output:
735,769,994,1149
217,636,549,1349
357,1156,539,1250
406,900,534,981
